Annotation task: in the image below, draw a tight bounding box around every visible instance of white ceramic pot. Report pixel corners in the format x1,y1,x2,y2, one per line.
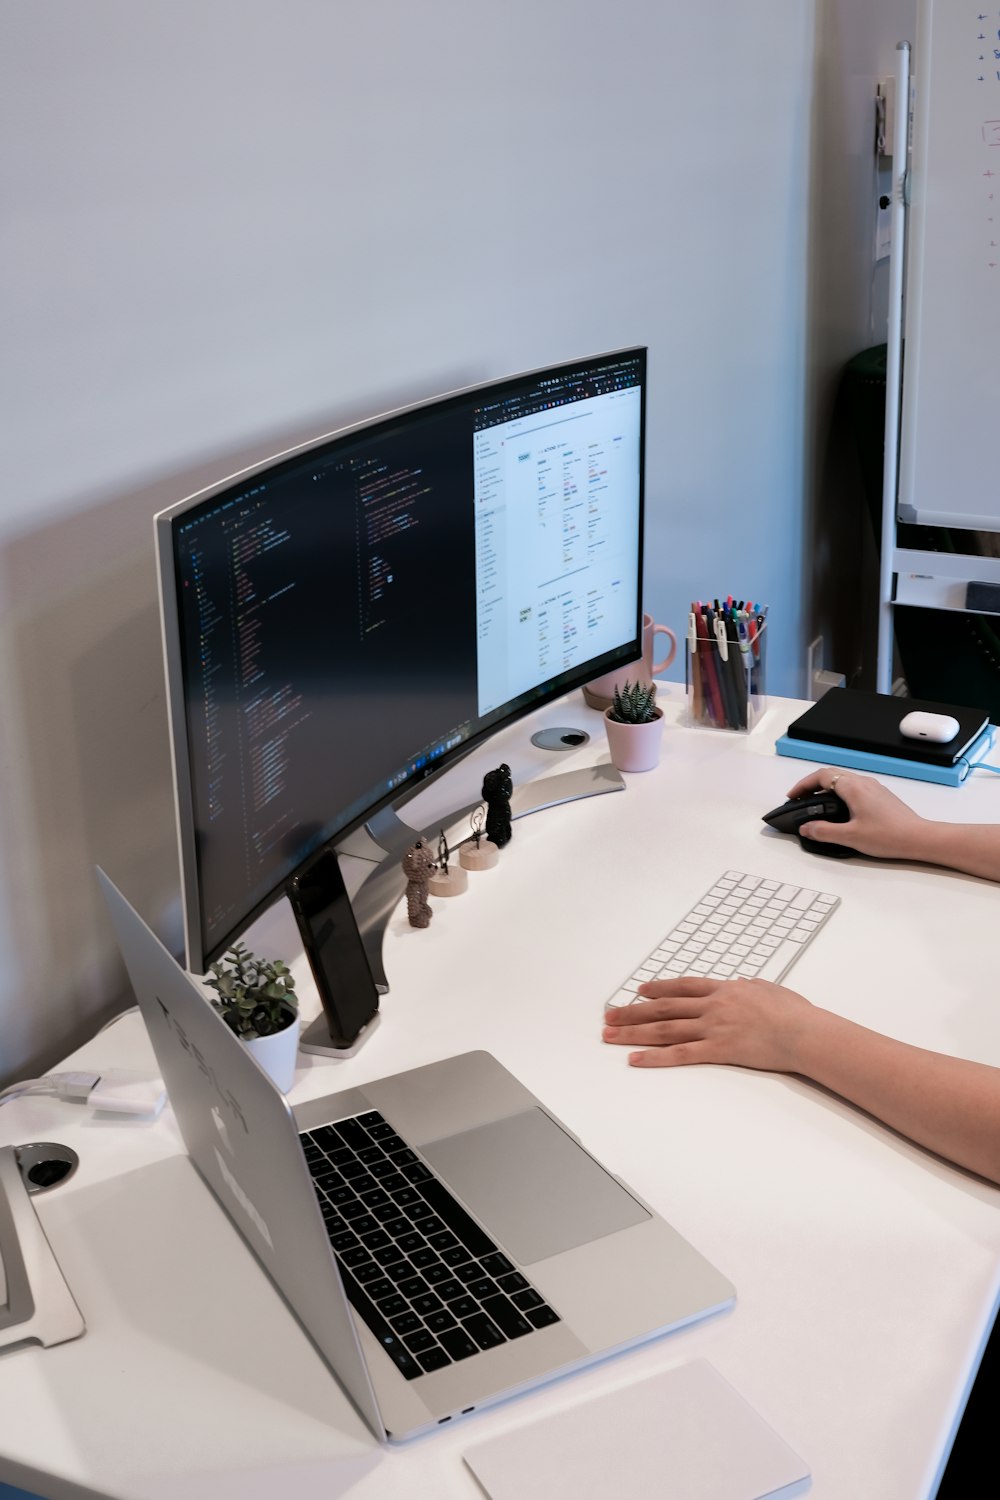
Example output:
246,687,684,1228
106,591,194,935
243,1008,300,1093
604,707,664,772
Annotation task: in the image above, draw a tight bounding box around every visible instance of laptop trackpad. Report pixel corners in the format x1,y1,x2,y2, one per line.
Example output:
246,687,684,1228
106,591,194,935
422,1108,649,1265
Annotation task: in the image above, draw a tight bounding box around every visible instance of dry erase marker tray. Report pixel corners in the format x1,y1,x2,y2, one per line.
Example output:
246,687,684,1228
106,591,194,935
685,607,767,732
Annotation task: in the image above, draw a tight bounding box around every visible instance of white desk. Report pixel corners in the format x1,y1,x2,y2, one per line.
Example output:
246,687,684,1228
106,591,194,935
2,690,999,1500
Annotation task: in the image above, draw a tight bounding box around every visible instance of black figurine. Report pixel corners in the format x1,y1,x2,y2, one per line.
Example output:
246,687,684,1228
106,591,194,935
482,762,513,848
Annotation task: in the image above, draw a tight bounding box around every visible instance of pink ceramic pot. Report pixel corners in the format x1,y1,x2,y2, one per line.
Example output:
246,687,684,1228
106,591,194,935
603,706,664,772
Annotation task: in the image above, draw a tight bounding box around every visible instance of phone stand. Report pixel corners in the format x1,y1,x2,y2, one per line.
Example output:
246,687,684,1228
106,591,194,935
299,1009,382,1059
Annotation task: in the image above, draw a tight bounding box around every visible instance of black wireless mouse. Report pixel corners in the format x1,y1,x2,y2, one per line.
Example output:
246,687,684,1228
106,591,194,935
762,789,857,858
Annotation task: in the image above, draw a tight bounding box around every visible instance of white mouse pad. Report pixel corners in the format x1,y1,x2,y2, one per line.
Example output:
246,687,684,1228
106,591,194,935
463,1359,810,1500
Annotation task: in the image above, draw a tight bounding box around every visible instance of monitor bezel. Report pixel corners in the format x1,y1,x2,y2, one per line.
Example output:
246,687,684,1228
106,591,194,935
155,347,647,973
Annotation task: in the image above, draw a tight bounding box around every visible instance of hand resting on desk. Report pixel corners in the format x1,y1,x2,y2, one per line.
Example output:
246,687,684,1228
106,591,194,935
604,777,1000,1186
603,978,1000,1186
787,768,1000,881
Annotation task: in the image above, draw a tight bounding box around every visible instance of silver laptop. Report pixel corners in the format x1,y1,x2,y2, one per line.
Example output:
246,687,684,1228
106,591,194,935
98,869,734,1442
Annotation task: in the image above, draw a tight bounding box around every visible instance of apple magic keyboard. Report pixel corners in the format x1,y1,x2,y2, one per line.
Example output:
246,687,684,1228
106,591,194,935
607,870,840,1007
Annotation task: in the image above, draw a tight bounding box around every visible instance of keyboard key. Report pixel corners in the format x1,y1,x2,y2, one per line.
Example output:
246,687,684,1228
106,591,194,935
416,1346,451,1373
439,1328,479,1361
481,1294,533,1339
526,1304,561,1329
463,1312,506,1349
403,1328,438,1353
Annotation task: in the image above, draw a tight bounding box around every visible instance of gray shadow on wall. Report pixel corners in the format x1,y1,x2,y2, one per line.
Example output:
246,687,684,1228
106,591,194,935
0,376,476,1086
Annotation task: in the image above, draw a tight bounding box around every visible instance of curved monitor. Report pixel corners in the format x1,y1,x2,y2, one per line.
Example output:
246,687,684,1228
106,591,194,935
156,348,646,973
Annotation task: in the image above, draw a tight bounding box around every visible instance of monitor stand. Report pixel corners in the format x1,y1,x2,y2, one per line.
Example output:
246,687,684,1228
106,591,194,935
338,762,625,992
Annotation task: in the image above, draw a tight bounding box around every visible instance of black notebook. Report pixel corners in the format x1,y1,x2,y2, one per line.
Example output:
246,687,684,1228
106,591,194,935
785,689,990,767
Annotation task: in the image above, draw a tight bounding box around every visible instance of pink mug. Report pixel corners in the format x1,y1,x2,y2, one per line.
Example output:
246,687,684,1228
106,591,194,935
587,612,677,699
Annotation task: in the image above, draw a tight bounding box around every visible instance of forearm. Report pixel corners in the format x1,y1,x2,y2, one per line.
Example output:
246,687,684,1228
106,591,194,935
793,1009,1000,1184
902,819,1000,882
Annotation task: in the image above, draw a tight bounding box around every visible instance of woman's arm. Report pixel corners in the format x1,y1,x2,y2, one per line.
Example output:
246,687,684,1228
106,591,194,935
603,978,1000,1185
785,769,1000,880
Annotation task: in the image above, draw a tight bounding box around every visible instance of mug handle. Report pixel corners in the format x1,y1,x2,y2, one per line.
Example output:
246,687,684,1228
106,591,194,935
650,623,677,676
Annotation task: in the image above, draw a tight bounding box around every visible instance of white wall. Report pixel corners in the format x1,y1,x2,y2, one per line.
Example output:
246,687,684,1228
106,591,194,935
0,0,823,1084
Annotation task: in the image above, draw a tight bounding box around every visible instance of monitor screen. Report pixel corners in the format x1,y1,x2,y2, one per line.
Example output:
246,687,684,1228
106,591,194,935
156,348,646,972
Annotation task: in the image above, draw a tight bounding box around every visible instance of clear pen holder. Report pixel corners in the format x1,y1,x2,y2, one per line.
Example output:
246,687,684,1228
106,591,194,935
685,620,767,731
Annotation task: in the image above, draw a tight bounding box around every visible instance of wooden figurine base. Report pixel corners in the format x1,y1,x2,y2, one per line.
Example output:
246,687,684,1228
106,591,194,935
459,839,499,870
427,866,468,897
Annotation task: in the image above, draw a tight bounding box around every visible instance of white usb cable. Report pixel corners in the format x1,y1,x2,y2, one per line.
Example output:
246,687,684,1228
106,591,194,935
0,1070,166,1117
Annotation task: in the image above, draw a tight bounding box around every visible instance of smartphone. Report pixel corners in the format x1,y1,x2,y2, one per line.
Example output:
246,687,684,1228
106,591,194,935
287,847,379,1050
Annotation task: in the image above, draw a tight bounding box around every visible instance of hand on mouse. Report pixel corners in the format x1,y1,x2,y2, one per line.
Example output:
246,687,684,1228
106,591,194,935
602,976,814,1072
784,769,925,859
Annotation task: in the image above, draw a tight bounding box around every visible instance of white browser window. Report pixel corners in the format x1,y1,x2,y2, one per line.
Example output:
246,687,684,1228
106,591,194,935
474,386,641,715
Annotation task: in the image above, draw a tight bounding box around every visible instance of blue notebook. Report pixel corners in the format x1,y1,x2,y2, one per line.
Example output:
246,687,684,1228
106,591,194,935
775,724,997,786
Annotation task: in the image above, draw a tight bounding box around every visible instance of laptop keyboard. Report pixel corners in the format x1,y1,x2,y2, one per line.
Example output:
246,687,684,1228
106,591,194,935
302,1110,560,1380
606,870,840,1006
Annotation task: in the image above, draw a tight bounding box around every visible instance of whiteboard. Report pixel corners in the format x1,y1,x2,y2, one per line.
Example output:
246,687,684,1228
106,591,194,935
897,0,1000,529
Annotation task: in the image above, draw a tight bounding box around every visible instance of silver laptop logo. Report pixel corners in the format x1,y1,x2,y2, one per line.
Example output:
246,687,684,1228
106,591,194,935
213,1147,274,1249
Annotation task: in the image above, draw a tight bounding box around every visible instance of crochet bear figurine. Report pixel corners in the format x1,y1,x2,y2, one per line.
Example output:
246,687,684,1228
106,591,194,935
482,762,513,848
401,838,435,928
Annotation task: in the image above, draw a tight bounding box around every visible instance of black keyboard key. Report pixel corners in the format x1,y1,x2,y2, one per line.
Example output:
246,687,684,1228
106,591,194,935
350,1214,379,1236
422,1262,451,1285
326,1185,356,1207
351,1173,377,1195
416,1346,451,1373
450,1295,479,1319
369,1159,397,1180
397,1276,430,1300
425,1308,458,1334
358,1110,386,1129
384,1258,418,1283
464,1312,507,1350
388,1311,421,1334
364,1276,395,1301
337,1263,422,1380
455,1261,484,1284
378,1294,408,1318
416,1179,496,1259
367,1123,395,1141
339,1200,369,1221
496,1271,529,1295
309,1126,341,1150
435,1278,466,1302
330,1230,360,1253
380,1133,406,1153
391,1187,421,1208
396,1231,425,1254
526,1304,560,1329
481,1295,533,1339
403,1328,438,1354
373,1204,404,1226
480,1252,515,1278
439,1328,479,1362
334,1119,370,1152
411,1292,445,1317
340,1246,373,1269
354,1261,385,1286
418,1216,446,1237
359,1187,392,1210
340,1160,368,1180
381,1172,408,1193
429,1231,460,1252
403,1162,433,1184
360,1228,392,1252
408,1202,434,1222
466,1278,498,1301
314,1170,347,1194
511,1288,544,1312
307,1156,330,1178
373,1244,406,1267
440,1245,468,1266
410,1246,440,1270
358,1145,386,1165
388,1147,419,1167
